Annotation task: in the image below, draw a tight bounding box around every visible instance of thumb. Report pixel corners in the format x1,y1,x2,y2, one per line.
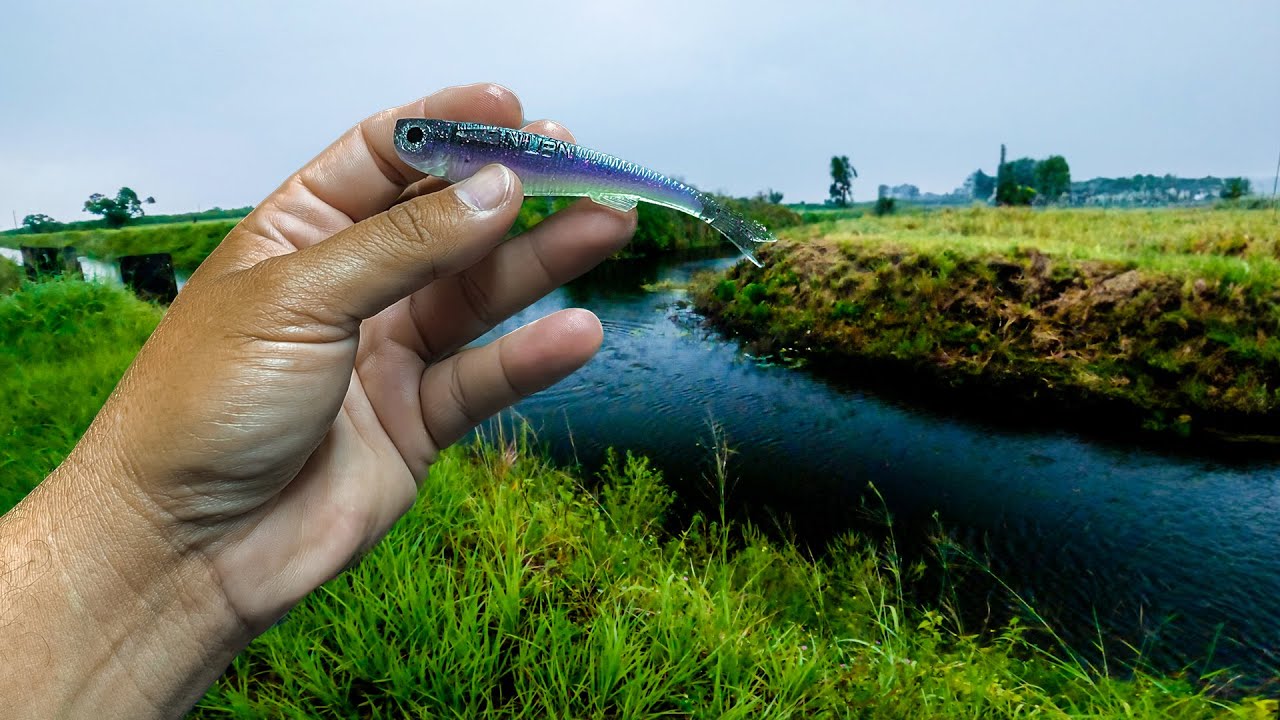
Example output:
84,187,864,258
257,164,520,329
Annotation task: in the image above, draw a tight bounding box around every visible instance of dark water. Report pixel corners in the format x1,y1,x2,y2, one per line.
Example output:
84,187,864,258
476,254,1280,688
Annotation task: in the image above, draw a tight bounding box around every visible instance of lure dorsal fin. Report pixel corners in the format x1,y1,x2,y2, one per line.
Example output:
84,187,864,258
588,193,639,212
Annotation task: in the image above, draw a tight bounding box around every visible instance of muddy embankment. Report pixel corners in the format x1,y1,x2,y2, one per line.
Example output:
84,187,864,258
694,237,1280,444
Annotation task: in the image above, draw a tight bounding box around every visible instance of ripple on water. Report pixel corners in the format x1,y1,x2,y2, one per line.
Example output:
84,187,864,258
600,317,651,336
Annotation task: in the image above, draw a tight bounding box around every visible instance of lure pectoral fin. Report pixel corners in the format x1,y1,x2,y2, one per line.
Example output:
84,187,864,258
588,193,640,213
393,118,777,265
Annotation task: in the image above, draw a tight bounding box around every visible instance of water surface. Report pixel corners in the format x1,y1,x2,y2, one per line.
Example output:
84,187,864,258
478,254,1280,685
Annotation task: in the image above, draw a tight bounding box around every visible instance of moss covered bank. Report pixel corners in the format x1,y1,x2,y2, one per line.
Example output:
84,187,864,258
694,207,1280,442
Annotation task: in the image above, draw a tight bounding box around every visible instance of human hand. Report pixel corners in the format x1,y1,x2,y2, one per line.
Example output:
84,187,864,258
1,83,634,717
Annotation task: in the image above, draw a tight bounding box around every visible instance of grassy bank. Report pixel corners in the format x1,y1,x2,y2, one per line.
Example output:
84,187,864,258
1,280,1270,716
694,206,1280,440
0,281,164,509
0,220,240,274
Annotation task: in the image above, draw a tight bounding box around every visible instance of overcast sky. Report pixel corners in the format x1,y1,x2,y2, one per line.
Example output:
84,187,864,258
1,1,1276,224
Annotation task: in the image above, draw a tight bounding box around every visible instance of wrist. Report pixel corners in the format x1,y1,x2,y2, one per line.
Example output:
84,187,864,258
1,452,252,718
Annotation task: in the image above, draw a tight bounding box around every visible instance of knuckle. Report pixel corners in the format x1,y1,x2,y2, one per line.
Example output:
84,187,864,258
527,237,558,284
457,271,498,327
239,256,348,336
384,196,453,251
448,361,483,427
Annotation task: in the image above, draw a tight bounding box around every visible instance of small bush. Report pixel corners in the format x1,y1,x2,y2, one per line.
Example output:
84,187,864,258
873,196,897,216
0,257,21,294
713,278,737,303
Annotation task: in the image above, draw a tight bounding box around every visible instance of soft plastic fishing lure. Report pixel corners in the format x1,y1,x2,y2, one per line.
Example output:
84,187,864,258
393,119,775,266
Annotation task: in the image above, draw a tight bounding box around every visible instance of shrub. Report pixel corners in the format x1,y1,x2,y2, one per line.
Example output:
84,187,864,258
713,278,737,303
0,257,21,294
740,282,768,305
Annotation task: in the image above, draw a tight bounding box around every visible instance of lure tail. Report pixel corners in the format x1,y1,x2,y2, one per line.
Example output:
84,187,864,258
698,195,777,267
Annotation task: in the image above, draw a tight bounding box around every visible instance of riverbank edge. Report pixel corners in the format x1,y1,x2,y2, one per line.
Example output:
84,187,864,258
0,219,239,274
691,238,1280,447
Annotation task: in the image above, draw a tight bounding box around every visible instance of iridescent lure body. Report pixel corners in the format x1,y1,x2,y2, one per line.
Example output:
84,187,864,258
393,119,775,266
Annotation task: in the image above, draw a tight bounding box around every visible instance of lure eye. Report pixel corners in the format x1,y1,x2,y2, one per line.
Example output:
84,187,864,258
406,126,424,144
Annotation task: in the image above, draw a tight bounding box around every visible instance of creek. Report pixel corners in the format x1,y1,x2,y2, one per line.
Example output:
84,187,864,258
477,253,1280,686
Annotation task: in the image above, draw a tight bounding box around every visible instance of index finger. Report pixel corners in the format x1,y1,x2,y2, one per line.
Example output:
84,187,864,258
294,83,524,223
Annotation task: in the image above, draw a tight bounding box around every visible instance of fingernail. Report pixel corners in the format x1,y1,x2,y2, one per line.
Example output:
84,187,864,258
455,165,511,211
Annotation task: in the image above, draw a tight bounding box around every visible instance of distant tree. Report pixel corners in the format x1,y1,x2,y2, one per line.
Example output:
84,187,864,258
967,170,996,202
828,155,857,206
1034,155,1071,203
83,187,155,228
995,144,1009,202
754,188,785,204
996,174,1031,206
1001,183,1038,206
1070,174,1238,207
1221,177,1251,200
889,184,920,200
996,149,1046,206
1007,158,1037,188
21,213,60,233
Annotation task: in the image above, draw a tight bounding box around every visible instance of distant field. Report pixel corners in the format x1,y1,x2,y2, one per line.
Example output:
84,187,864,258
793,205,1280,293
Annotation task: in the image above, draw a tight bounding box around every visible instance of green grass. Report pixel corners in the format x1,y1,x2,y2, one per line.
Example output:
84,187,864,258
696,205,1280,438
0,280,164,508
2,279,1272,717
0,257,20,294
789,205,1280,296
